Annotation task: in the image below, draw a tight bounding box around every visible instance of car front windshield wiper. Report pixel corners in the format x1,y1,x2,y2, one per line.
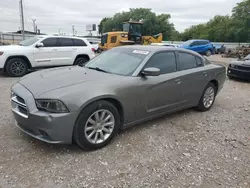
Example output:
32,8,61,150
87,67,109,73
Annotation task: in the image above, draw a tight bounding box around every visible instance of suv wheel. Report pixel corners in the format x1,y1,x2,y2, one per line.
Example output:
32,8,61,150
206,50,212,57
6,58,28,77
74,57,89,66
73,100,120,150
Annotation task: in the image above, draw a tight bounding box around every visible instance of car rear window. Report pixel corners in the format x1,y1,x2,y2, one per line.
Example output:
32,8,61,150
58,38,74,46
178,52,198,70
73,39,87,46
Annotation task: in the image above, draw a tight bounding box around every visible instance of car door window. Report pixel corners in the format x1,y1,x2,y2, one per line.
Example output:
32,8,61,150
145,52,177,74
196,57,203,66
190,41,199,47
42,38,58,47
73,39,87,46
178,52,198,70
58,38,74,47
199,41,208,45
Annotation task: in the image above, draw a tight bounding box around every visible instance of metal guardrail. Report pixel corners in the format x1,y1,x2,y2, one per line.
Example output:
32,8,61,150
0,33,36,45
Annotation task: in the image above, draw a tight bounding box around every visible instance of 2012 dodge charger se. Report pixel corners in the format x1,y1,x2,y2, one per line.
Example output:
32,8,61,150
11,46,226,150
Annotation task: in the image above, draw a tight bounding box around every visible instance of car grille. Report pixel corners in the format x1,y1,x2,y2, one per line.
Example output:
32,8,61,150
11,92,28,118
235,65,250,71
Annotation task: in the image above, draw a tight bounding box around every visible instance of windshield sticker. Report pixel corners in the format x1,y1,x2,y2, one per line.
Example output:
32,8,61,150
133,50,149,55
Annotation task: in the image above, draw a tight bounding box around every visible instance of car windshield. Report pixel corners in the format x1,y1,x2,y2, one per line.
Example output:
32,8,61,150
182,40,193,46
244,54,250,60
19,36,41,46
85,48,150,76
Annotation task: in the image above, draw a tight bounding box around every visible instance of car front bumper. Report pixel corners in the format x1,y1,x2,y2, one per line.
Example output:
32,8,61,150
227,67,250,80
11,83,78,144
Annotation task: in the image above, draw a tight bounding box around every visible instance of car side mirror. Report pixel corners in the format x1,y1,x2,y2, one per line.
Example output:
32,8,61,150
35,42,44,48
141,67,161,76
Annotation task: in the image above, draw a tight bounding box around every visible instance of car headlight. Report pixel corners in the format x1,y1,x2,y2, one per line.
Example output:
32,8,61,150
35,99,69,113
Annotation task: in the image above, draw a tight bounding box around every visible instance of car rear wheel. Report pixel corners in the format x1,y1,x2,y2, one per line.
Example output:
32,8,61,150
206,50,212,57
73,100,120,150
74,57,89,66
6,58,28,77
196,82,216,112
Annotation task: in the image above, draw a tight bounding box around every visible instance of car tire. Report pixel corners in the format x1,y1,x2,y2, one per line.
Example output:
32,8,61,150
73,100,121,150
206,50,212,57
74,57,89,66
6,58,28,77
195,82,217,112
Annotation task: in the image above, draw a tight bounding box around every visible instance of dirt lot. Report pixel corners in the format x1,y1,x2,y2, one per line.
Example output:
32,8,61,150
0,55,249,188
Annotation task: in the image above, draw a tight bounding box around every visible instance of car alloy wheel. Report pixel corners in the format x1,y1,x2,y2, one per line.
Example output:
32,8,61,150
84,109,115,144
206,50,212,57
203,86,215,108
10,61,26,76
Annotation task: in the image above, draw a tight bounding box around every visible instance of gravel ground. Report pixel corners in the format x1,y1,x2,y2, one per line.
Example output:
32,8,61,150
0,55,249,188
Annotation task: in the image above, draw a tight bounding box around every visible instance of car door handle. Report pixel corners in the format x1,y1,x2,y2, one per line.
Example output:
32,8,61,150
52,48,58,51
203,72,208,77
174,79,181,84
72,48,77,50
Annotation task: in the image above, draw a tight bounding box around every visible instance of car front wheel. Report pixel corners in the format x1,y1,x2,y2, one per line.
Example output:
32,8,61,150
196,82,216,112
6,58,28,77
73,100,120,150
205,50,212,57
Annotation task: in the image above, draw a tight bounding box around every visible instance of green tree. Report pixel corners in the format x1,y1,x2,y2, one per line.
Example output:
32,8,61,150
99,8,176,40
180,0,250,42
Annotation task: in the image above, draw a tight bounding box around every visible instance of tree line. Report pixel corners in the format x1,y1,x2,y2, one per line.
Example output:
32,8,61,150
98,0,250,42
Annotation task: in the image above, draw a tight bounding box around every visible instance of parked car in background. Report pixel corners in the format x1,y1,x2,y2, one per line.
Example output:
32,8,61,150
150,43,179,48
213,44,226,54
180,39,214,56
85,38,101,53
0,36,96,77
11,45,226,150
227,54,250,80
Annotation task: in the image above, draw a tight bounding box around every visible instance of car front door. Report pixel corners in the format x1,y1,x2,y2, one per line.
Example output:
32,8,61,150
136,51,186,119
33,37,59,67
176,52,210,106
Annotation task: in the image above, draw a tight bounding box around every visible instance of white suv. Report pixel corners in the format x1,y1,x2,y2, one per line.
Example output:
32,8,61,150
0,36,96,77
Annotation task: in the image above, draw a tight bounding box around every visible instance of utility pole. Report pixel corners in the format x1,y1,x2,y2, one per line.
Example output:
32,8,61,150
32,19,36,33
72,25,75,36
19,0,25,40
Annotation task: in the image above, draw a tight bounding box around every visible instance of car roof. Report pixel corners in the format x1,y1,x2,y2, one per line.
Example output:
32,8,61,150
189,39,210,42
116,45,199,54
40,35,87,40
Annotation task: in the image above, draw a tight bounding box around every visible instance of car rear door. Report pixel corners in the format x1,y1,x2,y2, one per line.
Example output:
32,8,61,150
176,52,210,106
56,38,75,65
33,37,59,67
136,51,186,119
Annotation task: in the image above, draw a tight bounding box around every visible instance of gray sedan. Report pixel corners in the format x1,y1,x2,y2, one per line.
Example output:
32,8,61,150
11,46,226,150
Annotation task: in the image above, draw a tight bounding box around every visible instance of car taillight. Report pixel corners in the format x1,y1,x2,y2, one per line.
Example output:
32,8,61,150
0,52,4,56
91,48,95,52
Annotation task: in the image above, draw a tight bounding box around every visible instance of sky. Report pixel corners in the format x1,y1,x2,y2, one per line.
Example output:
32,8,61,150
0,0,242,35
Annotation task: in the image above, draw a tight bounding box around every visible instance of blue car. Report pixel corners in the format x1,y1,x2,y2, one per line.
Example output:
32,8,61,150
180,39,214,56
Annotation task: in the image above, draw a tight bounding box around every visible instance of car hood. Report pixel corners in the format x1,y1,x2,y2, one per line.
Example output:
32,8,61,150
18,66,116,97
0,45,26,51
230,60,250,66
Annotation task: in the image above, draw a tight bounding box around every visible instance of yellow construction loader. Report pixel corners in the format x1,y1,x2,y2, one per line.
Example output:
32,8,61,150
99,20,163,51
